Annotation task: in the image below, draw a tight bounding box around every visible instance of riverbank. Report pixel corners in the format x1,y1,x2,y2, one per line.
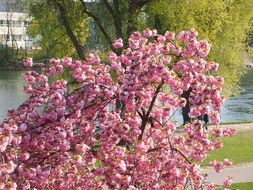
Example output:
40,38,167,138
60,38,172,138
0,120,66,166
0,62,24,71
0,58,47,71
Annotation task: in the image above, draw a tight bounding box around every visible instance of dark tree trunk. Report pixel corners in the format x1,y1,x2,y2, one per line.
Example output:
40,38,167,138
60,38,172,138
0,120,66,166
79,0,115,51
181,88,192,124
127,1,139,36
182,87,209,128
113,0,123,38
154,14,163,33
54,1,85,59
102,0,123,39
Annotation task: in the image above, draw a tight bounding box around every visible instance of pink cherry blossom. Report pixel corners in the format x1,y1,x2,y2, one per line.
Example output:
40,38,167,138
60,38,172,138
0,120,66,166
23,57,33,67
113,38,124,49
164,31,175,41
18,123,27,132
0,28,234,189
223,159,233,167
143,28,153,38
223,176,233,187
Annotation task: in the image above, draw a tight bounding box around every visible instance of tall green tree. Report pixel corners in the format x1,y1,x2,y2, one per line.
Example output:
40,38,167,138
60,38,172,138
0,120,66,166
25,0,89,59
246,18,253,57
78,0,154,51
146,0,253,95
25,0,253,95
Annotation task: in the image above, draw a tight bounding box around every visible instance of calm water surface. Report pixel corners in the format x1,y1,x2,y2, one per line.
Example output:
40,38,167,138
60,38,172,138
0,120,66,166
221,69,253,122
0,69,253,122
0,70,27,121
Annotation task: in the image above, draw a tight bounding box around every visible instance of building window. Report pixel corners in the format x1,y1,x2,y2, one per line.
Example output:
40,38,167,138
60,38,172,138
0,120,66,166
3,34,10,41
24,21,28,27
11,20,21,27
0,20,7,27
0,20,23,27
12,35,22,41
0,20,4,26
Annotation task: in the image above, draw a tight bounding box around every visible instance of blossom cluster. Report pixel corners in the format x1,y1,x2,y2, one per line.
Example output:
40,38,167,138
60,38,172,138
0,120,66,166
0,29,236,189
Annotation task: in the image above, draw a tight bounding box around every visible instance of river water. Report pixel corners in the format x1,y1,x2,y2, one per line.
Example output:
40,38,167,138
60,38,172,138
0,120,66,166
221,69,253,122
0,69,253,122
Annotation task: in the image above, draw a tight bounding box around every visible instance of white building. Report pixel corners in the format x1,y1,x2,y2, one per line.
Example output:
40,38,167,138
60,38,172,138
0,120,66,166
0,0,34,49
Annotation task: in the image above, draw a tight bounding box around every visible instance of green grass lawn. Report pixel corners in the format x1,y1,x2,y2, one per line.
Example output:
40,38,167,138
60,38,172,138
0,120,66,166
205,130,253,165
230,182,253,190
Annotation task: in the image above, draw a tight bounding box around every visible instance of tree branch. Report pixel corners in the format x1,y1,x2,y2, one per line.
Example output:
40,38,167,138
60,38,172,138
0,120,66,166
101,0,123,49
147,147,162,153
129,0,155,10
137,110,144,119
136,0,155,10
127,0,155,35
113,0,123,38
173,148,192,164
79,0,115,51
54,1,85,59
138,80,164,140
146,80,164,117
169,140,191,164
102,0,115,17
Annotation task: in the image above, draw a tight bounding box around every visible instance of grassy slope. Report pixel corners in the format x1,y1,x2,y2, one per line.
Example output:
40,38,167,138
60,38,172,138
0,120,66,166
231,182,253,190
205,130,253,165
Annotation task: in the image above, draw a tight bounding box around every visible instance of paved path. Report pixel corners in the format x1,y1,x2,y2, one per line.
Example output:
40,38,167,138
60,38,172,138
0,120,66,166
204,163,253,185
211,122,253,132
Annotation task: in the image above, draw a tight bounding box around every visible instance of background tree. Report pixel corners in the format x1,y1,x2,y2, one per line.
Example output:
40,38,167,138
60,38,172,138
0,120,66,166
146,0,253,95
246,18,253,57
24,0,89,59
24,0,253,95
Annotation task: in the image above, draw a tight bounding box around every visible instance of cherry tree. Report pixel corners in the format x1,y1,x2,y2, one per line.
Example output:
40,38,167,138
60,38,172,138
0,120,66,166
0,29,236,189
